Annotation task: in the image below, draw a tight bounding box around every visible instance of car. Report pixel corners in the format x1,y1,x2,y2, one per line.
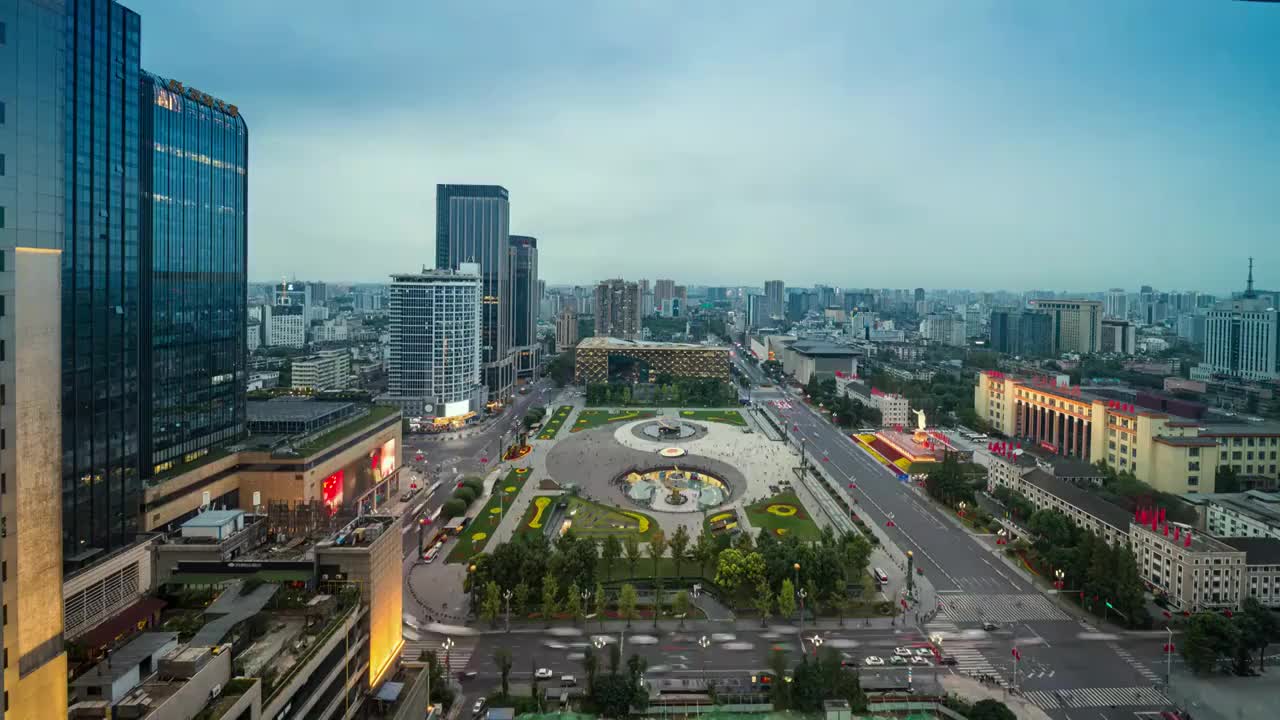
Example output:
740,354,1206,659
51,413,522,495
982,622,999,631
560,675,577,687
535,668,554,680
456,670,478,681
910,656,929,666
940,656,958,666
893,647,913,657
863,656,884,666
889,655,907,665
913,648,933,657
472,699,486,716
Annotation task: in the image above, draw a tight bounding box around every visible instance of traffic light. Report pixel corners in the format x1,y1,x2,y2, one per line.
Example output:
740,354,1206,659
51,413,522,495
1105,601,1115,610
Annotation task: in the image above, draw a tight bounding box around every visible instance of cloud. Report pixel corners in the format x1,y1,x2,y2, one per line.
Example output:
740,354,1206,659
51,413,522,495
126,0,1280,291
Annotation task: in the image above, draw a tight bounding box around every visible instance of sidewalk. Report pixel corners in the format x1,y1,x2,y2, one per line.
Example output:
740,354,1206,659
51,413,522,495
940,675,1052,720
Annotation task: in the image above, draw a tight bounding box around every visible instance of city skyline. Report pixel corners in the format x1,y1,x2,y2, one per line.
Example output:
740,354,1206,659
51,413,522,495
126,1,1279,289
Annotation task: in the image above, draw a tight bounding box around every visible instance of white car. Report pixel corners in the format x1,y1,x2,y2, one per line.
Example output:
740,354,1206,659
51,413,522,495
913,647,934,657
910,656,930,666
889,655,907,665
863,656,884,666
534,667,554,680
894,647,913,657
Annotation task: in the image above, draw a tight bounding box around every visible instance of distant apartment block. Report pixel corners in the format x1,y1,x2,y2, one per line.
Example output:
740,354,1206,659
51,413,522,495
1027,299,1103,355
594,279,643,340
291,349,352,392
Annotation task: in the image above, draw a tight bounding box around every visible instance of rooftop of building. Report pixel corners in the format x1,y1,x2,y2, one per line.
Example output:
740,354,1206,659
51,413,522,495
247,398,356,423
1195,490,1280,526
577,336,728,351
1153,435,1220,448
1022,468,1134,531
72,632,179,687
1220,537,1280,565
389,266,481,282
1196,421,1280,437
321,514,398,549
180,509,245,528
787,340,862,357
1131,521,1242,554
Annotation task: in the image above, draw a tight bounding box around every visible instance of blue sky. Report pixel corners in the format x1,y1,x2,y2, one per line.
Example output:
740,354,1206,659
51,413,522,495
127,1,1279,292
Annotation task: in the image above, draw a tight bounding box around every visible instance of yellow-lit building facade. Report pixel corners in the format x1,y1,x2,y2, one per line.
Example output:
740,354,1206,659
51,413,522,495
1,250,69,717
575,337,731,384
974,371,1262,496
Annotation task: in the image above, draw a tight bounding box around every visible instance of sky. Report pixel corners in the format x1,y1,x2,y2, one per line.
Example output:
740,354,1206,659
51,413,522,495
127,1,1280,292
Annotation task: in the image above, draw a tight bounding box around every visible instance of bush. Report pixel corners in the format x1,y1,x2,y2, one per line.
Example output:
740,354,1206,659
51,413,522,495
453,486,478,505
440,498,467,519
461,477,485,494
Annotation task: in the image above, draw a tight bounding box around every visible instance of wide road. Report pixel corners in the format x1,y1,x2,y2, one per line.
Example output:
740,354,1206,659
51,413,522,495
728,355,1183,719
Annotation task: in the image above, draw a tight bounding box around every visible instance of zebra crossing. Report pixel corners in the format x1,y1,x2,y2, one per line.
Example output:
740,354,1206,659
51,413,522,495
402,637,476,669
1022,686,1169,709
938,593,1070,623
1110,643,1161,683
924,616,1002,682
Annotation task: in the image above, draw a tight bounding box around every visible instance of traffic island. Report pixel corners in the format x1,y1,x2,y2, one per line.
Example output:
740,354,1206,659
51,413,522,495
445,467,531,564
535,405,574,440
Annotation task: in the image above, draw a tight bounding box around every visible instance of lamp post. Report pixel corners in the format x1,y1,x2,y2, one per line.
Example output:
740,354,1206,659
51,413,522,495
1054,569,1065,591
442,637,455,676
798,588,808,638
810,633,823,656
504,588,514,632
906,550,915,597
581,588,591,627
1164,627,1175,689
698,635,711,687
958,501,967,519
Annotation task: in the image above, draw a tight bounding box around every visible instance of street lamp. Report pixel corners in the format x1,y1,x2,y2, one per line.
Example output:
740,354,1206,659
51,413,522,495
698,635,711,687
581,588,591,626
958,501,967,519
798,588,808,637
810,634,823,655
504,588,514,632
441,637,455,676
468,564,478,614
1054,569,1065,591
906,550,915,597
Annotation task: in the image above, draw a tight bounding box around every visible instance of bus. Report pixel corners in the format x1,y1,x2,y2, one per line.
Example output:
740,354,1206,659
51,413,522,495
873,567,890,586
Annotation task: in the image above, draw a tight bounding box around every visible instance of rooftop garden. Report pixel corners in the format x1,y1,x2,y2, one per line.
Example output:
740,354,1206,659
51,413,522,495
293,404,400,455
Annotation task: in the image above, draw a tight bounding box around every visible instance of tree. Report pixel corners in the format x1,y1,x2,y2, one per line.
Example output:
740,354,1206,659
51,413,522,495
778,578,797,619
565,581,583,625
754,579,774,626
1182,612,1240,674
418,649,456,710
624,535,643,579
648,530,668,579
440,498,467,519
494,648,513,697
608,642,621,675
669,525,691,579
768,648,790,710
582,645,599,697
618,583,639,627
481,581,502,627
541,571,560,626
602,535,622,580
652,577,664,628
693,530,716,575
673,590,691,627
512,581,530,618
1239,597,1280,669
968,699,1017,720
1215,465,1242,494
594,582,607,628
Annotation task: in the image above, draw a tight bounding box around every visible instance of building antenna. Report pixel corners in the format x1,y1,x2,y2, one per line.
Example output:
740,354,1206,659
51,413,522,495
1245,257,1255,298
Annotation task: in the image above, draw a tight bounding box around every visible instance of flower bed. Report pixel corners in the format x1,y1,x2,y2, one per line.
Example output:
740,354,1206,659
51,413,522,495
536,406,574,440
445,468,529,564
744,490,820,541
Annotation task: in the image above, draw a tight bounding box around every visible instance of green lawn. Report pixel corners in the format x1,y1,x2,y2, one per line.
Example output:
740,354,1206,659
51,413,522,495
677,409,747,426
743,490,821,541
445,468,532,564
513,494,659,543
536,405,574,440
569,409,657,432
294,405,400,455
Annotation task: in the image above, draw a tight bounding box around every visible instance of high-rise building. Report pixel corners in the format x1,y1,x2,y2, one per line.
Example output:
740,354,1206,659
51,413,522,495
638,279,653,317
509,235,539,380
62,0,145,560
436,185,513,403
1201,260,1279,381
654,279,675,317
1028,299,1103,355
593,279,642,340
556,307,579,351
291,350,352,392
381,265,486,421
989,309,1052,357
1104,288,1128,319
0,2,72,712
671,285,688,317
263,304,305,348
764,280,785,320
1100,319,1137,356
138,72,248,478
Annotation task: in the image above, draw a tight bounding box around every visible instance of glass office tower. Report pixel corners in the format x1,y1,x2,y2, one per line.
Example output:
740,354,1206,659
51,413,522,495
509,235,538,379
435,184,513,403
138,72,247,477
62,0,143,560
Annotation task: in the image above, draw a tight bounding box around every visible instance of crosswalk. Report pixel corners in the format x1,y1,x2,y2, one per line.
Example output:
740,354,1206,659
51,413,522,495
937,593,1070,623
1022,686,1169,709
402,637,476,669
1110,643,1161,683
925,616,1002,682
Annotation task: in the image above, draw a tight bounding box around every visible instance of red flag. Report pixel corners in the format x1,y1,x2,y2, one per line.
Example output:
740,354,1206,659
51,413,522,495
1159,507,1166,523
1011,648,1021,661
1185,533,1192,548
1174,527,1181,540
1163,523,1169,536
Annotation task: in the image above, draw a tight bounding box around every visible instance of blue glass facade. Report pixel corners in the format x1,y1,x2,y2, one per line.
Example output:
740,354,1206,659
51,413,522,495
138,72,247,477
436,184,512,402
509,235,538,378
62,0,142,558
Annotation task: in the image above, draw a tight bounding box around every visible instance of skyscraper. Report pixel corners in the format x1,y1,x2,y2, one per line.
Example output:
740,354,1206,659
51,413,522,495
436,184,513,402
594,279,642,340
0,1,72,713
1028,299,1103,355
1104,288,1128,319
1202,260,1279,381
654,279,675,317
509,235,539,380
764,280,785,320
62,0,144,559
382,266,486,420
138,72,248,478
